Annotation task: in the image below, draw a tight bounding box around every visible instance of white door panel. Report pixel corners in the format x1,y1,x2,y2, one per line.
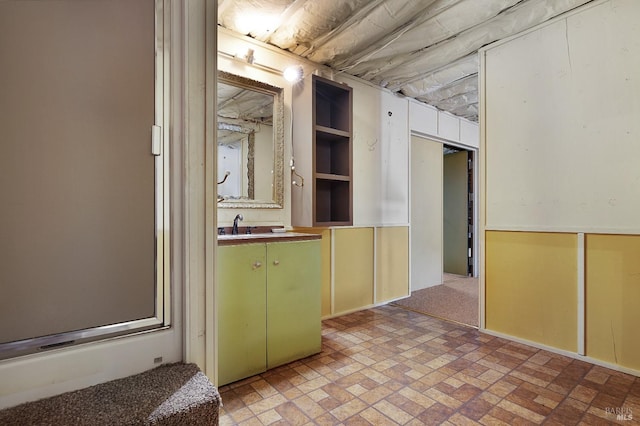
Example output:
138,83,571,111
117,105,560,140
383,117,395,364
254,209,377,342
410,136,442,290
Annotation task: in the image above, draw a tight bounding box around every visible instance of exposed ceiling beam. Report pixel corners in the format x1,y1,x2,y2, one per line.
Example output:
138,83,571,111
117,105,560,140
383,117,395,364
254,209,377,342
357,0,593,89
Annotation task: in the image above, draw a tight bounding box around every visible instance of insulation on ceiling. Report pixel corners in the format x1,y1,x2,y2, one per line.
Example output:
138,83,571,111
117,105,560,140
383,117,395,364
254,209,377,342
218,0,596,121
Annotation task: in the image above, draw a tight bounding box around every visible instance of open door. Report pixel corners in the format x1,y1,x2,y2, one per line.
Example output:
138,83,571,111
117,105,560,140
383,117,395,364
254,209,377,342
443,149,470,276
410,135,443,291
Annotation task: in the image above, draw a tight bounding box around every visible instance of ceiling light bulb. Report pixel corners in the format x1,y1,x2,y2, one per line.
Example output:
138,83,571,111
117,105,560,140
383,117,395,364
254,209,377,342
245,48,255,64
283,66,303,82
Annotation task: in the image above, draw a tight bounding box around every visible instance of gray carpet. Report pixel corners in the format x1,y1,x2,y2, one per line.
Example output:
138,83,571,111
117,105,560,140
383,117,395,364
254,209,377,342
393,273,479,327
0,362,221,426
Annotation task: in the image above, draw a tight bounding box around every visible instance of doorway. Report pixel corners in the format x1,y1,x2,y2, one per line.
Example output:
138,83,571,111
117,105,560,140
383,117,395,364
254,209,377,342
400,136,478,327
443,145,473,277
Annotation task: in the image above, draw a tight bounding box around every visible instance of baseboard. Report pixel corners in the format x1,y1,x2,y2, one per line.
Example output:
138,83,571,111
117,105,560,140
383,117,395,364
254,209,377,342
481,328,640,378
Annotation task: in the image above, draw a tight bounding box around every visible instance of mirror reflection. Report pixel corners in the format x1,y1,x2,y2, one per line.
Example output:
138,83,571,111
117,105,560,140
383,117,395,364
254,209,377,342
217,72,284,208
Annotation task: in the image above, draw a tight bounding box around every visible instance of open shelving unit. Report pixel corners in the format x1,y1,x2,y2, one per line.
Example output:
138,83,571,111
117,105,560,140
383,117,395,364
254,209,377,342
312,76,353,226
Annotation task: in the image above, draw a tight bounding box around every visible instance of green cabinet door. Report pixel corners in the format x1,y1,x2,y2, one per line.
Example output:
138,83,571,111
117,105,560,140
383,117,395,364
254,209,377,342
218,244,267,386
266,240,321,368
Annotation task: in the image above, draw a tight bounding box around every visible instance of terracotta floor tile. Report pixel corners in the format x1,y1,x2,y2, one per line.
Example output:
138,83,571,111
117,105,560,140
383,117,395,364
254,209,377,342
329,398,368,422
311,412,342,425
357,406,398,425
382,391,422,416
447,412,483,425
569,384,599,404
543,400,586,426
239,416,265,426
458,396,495,420
509,369,551,388
290,396,323,419
478,413,512,426
584,368,611,385
373,399,414,424
282,386,303,400
590,388,627,410
217,305,639,425
256,408,282,425
497,398,546,423
485,406,523,425
416,402,456,426
461,362,490,378
317,396,342,412
487,380,518,398
505,392,553,417
225,406,254,423
453,383,484,403
424,387,465,409
359,384,395,405
248,394,288,416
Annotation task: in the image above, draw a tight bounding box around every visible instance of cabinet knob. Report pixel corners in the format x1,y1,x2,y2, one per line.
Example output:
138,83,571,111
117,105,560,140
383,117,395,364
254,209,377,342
252,261,262,270
273,260,280,266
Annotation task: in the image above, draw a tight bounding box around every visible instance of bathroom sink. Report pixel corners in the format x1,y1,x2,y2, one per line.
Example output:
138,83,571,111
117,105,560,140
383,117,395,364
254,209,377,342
217,232,320,245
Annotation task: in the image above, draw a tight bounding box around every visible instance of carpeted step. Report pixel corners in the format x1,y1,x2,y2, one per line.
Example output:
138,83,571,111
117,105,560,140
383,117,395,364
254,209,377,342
0,362,222,425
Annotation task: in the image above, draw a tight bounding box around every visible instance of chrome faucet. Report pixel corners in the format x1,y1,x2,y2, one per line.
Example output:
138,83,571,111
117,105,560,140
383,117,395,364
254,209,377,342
232,214,243,235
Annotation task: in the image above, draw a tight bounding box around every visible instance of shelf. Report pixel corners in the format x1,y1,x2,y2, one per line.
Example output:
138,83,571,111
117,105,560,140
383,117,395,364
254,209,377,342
292,74,352,227
315,173,350,181
315,179,351,225
314,79,352,132
315,125,350,138
315,131,350,176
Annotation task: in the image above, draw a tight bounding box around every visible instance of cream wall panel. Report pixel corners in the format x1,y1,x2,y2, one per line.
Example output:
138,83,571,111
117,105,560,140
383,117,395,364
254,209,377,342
483,0,640,232
586,234,640,371
485,231,577,352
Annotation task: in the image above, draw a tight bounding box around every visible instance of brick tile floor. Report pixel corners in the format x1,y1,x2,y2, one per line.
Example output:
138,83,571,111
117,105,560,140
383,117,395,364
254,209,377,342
219,305,639,425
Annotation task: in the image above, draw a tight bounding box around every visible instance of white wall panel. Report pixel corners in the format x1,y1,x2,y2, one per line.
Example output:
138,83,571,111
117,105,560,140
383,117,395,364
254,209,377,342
409,100,438,136
379,91,409,225
438,112,460,142
350,78,383,226
483,0,640,233
460,120,479,148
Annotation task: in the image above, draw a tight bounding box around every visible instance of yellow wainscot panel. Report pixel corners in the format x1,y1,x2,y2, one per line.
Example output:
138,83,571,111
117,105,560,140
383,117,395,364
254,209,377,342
586,234,640,371
376,227,409,303
485,231,577,352
334,228,374,314
293,227,332,317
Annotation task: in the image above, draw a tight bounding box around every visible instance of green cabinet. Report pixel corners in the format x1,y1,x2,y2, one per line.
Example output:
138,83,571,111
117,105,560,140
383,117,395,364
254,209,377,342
218,239,321,386
217,244,267,386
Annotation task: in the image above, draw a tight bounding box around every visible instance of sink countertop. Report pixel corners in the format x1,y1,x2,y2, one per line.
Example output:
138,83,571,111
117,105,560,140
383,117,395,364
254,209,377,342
217,232,321,246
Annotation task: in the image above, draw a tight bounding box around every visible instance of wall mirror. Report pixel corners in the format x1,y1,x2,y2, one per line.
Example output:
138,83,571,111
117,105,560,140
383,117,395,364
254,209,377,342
217,71,284,209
